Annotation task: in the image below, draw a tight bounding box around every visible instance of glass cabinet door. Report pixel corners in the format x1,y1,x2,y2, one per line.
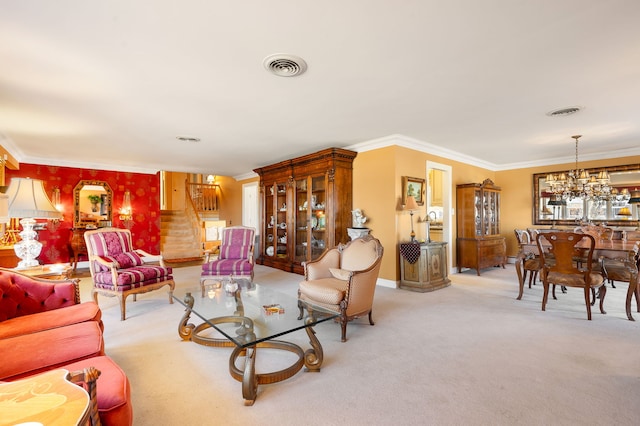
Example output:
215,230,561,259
294,177,309,263
310,176,327,261
293,175,327,264
264,182,288,259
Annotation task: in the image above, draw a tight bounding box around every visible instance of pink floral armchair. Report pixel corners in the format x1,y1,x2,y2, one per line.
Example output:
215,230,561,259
84,228,175,321
200,226,255,291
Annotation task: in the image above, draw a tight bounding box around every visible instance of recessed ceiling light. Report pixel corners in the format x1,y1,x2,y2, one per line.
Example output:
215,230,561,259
263,54,307,77
546,106,583,117
176,136,201,142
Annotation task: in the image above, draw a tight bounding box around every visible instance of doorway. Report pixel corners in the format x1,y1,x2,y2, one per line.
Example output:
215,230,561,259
426,161,453,274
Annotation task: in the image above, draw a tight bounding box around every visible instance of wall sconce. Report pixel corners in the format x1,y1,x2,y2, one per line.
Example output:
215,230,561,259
47,187,63,231
119,190,133,229
206,174,216,185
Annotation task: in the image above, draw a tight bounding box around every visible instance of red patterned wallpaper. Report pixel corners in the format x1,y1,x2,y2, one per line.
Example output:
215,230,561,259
6,163,161,265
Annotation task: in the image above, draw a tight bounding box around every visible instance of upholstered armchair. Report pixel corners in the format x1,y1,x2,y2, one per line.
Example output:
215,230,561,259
84,228,175,321
297,235,384,342
200,226,255,292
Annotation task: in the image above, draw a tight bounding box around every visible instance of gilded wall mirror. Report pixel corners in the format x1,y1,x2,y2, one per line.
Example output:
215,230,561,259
74,180,113,228
533,164,640,227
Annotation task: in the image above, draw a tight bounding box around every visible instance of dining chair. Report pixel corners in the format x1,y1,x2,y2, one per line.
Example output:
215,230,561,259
536,232,606,320
514,229,541,289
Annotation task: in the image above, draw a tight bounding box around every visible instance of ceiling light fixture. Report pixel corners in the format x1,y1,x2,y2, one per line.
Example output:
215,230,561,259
176,136,201,142
263,54,307,77
544,135,625,204
546,106,582,117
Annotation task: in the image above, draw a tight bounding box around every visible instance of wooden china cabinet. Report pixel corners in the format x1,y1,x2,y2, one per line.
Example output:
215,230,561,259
456,178,506,275
254,148,357,274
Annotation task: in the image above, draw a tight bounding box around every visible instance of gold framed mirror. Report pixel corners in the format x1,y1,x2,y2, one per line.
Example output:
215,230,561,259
533,164,640,227
74,180,113,228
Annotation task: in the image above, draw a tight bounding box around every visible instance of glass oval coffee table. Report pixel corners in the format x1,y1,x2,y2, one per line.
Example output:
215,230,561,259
173,279,338,405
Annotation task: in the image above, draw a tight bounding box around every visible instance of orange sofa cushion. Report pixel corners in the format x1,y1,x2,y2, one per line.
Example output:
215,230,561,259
63,355,133,426
0,321,104,381
0,301,102,340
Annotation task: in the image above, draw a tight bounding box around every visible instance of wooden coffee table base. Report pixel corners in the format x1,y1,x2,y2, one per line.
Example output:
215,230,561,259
178,301,326,405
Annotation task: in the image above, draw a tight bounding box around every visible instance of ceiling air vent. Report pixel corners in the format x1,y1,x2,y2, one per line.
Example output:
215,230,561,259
263,54,307,77
546,106,582,117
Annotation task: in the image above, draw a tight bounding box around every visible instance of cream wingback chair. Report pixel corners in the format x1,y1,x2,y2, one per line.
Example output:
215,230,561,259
297,235,384,342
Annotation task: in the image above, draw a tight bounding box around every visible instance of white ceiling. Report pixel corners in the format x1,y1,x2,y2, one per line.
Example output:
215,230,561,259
2,0,640,178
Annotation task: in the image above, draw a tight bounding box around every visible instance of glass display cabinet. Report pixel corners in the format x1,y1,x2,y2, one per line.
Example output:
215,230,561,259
254,148,357,274
456,178,506,275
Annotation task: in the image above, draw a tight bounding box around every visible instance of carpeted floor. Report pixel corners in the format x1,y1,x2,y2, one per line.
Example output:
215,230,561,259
79,264,640,425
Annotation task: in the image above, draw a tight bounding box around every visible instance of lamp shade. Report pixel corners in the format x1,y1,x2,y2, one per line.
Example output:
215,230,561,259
404,195,419,211
6,177,62,219
629,190,640,204
617,207,632,216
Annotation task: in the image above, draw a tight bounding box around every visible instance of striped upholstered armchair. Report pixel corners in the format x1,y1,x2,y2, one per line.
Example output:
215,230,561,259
200,226,255,292
84,228,175,320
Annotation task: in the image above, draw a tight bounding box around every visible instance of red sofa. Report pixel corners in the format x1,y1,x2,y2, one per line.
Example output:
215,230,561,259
0,268,132,425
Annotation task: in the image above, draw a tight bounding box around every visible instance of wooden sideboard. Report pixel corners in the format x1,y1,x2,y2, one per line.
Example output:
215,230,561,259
399,242,450,292
69,228,89,271
0,246,19,268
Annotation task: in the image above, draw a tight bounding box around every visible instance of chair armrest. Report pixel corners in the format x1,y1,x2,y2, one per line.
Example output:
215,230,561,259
304,249,340,280
135,249,166,267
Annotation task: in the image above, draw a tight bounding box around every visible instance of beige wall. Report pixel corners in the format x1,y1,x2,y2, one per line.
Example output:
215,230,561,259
352,146,499,282
205,150,640,285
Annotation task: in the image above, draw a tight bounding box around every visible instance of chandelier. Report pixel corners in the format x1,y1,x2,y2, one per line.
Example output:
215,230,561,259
545,135,629,203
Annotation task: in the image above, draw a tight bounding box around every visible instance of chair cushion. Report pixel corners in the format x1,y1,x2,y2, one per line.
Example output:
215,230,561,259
299,278,347,305
219,227,254,260
202,259,253,275
341,238,379,271
329,268,351,280
62,355,133,426
547,271,604,287
86,230,135,272
93,265,173,289
101,251,144,269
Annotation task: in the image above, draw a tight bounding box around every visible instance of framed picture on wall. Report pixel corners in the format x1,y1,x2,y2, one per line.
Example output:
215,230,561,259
402,176,426,206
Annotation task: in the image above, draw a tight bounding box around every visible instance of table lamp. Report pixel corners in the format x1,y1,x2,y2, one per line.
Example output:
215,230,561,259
404,195,420,242
6,177,62,268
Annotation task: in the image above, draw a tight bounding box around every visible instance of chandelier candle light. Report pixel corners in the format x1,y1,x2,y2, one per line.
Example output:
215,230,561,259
544,135,628,203
6,177,62,268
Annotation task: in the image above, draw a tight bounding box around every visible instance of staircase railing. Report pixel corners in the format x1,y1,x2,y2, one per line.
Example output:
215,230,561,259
187,182,219,214
184,181,203,249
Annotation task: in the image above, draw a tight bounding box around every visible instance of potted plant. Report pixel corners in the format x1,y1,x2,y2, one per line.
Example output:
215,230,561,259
88,194,101,212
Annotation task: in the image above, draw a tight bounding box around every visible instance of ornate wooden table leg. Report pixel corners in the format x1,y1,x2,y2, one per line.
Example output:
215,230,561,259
303,318,324,372
625,269,638,321
241,347,258,406
515,251,525,300
178,292,196,340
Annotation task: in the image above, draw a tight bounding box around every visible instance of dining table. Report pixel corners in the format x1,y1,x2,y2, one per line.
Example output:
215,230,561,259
515,238,640,321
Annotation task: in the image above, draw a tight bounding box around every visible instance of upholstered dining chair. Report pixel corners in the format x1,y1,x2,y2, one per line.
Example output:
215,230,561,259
84,227,175,320
297,235,384,342
200,226,255,293
536,232,606,320
514,229,542,289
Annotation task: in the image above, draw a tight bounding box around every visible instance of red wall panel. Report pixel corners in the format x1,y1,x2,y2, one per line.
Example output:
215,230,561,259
6,164,161,265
